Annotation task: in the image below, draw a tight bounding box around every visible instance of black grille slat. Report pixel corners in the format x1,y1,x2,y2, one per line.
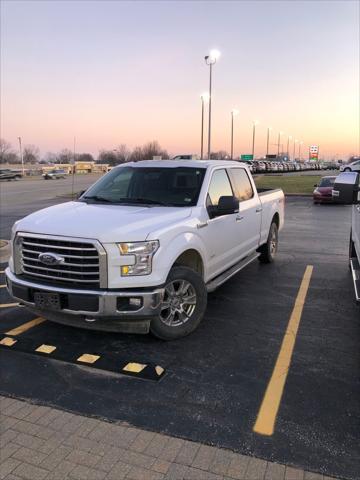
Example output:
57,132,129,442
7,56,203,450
19,235,100,288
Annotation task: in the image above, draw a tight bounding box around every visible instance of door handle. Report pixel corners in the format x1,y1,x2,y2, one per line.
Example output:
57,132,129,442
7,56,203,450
356,205,360,212
236,215,244,222
256,207,262,213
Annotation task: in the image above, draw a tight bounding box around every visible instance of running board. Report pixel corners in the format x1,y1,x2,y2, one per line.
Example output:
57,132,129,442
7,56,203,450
350,257,360,302
206,252,260,293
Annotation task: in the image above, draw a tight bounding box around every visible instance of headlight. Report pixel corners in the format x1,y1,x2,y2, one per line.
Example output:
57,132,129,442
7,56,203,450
118,241,159,276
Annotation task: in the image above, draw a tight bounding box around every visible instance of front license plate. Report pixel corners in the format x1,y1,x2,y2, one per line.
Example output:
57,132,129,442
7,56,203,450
34,292,61,310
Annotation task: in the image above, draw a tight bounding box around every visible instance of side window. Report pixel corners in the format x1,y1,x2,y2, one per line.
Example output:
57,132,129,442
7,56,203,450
206,169,233,207
229,168,254,201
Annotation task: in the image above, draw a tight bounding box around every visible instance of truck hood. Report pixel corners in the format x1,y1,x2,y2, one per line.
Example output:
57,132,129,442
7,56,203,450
16,201,192,243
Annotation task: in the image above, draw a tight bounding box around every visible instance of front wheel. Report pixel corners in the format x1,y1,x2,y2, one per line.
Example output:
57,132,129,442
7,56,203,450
258,221,278,263
150,266,207,340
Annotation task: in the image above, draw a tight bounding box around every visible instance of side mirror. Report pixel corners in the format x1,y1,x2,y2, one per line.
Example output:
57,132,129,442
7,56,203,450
332,172,360,204
209,196,239,218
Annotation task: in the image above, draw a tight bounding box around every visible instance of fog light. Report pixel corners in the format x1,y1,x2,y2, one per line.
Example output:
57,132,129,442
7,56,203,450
129,298,142,307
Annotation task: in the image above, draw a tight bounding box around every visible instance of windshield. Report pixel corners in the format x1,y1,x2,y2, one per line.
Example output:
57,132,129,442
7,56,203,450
319,177,336,187
81,166,206,206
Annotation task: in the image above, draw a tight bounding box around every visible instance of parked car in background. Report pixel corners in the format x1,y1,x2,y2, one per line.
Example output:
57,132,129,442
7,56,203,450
42,169,68,180
340,160,360,173
313,176,337,204
0,169,22,181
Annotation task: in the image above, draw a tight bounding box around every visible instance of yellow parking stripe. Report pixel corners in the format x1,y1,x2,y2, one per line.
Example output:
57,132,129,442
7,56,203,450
5,317,45,336
0,303,19,309
77,354,100,364
155,366,164,376
35,344,56,354
0,285,6,288
253,265,314,436
123,362,146,373
0,337,17,347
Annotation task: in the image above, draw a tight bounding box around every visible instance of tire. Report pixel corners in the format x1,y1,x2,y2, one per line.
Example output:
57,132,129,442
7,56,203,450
258,221,278,264
150,266,207,341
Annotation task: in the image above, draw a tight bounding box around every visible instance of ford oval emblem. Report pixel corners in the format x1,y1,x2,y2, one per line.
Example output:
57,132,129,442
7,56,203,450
38,252,65,266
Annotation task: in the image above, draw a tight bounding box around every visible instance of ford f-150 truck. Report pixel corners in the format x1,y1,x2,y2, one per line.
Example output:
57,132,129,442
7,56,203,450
333,171,360,301
6,160,284,340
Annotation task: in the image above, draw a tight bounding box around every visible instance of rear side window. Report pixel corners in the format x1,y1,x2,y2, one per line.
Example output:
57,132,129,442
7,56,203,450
228,168,254,201
206,169,233,207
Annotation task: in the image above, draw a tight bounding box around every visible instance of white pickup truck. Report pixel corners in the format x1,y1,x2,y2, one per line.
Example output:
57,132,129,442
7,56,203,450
6,160,284,340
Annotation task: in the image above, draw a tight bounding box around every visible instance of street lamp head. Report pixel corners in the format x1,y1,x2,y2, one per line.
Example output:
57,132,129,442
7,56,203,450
231,109,239,116
201,92,210,102
205,49,221,64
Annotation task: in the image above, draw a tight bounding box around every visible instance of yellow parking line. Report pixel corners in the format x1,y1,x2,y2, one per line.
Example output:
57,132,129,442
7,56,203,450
35,344,56,354
0,303,19,309
0,337,17,347
5,317,46,336
0,285,7,288
253,265,314,436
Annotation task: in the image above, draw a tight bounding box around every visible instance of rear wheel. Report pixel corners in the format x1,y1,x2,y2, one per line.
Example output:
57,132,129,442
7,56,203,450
150,266,207,340
258,221,278,263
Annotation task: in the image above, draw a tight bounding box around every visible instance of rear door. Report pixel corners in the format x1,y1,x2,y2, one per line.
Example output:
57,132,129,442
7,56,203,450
227,167,262,257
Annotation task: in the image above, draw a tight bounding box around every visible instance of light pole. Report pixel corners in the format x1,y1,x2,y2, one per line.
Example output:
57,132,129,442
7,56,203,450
266,127,272,157
293,139,298,160
252,120,259,159
287,135,292,159
230,109,239,159
200,92,209,159
17,137,24,176
204,49,220,159
277,131,283,156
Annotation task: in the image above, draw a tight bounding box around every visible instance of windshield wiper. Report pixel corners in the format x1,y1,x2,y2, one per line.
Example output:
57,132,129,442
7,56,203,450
123,197,170,206
82,195,112,203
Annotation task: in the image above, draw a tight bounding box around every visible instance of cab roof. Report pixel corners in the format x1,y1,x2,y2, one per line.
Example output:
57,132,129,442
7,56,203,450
114,160,245,169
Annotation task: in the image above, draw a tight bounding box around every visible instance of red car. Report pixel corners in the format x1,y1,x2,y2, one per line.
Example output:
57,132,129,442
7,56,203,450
313,176,337,204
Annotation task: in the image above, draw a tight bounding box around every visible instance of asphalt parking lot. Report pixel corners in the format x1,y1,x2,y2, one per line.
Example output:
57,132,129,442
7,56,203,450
0,192,359,480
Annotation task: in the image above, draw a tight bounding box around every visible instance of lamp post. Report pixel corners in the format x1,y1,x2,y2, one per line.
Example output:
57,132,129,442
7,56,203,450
252,120,259,159
204,49,220,159
277,131,283,156
266,127,272,157
293,139,298,160
287,135,292,159
17,137,24,176
200,92,209,159
230,109,239,159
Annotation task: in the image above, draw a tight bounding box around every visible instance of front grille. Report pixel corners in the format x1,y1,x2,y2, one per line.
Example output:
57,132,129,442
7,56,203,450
18,235,101,288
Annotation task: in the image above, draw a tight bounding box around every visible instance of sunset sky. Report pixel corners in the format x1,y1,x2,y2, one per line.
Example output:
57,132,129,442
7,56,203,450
1,0,359,160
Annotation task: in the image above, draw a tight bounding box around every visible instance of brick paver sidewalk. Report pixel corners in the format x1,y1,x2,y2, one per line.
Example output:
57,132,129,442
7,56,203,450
0,396,338,480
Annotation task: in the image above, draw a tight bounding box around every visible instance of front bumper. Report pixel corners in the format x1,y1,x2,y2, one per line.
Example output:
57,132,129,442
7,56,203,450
5,268,164,333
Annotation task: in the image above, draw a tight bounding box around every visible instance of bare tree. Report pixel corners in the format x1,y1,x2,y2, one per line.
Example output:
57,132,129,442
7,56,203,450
57,149,74,164
115,144,130,164
77,153,94,163
129,146,144,162
23,144,40,164
0,138,14,164
141,141,169,160
97,150,118,166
